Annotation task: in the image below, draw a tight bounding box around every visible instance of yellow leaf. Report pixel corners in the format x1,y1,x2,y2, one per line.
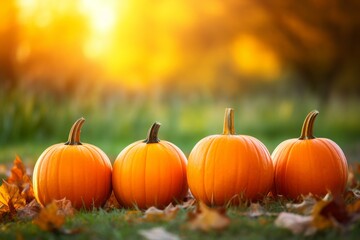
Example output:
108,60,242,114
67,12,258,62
0,180,26,215
187,202,230,232
33,201,65,232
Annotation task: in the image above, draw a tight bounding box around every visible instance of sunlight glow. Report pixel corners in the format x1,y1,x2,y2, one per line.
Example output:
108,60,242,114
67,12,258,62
79,0,118,35
232,34,280,80
79,0,123,60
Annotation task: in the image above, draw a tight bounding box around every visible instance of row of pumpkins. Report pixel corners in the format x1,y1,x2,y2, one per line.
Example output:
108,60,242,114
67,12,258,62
32,108,348,210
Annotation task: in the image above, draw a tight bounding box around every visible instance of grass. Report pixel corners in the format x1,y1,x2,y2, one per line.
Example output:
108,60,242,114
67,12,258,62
1,88,360,165
1,205,360,239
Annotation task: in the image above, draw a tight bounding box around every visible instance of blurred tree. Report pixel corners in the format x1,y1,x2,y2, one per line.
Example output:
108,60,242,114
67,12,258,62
248,0,360,103
16,1,98,99
0,0,19,90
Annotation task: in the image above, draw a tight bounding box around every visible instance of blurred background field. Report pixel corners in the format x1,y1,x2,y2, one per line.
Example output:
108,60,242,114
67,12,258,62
0,0,359,166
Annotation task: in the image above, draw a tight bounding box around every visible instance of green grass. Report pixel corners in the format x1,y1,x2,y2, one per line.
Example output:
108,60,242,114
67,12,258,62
1,207,360,239
1,88,360,165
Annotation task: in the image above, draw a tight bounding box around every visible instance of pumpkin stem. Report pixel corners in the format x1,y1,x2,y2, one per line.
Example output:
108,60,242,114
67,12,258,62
299,110,319,140
223,108,235,135
144,122,161,144
65,117,85,145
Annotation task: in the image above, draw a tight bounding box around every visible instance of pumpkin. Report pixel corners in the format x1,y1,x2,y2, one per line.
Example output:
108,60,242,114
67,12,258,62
32,118,112,209
112,122,188,209
272,110,348,199
187,108,274,206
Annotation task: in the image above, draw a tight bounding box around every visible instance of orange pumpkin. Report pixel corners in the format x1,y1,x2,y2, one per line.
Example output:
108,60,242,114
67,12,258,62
112,122,188,209
187,108,274,206
32,118,112,209
272,110,348,199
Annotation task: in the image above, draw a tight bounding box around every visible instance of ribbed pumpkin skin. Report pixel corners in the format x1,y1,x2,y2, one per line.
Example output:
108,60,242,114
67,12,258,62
272,138,348,199
187,134,274,206
33,119,112,210
113,137,188,209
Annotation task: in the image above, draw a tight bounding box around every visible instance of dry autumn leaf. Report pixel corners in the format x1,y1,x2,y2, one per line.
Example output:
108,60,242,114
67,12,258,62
179,198,196,209
53,198,75,217
312,195,351,231
139,227,180,240
143,203,179,222
275,212,316,236
187,201,230,232
124,210,142,223
286,194,317,215
247,203,266,218
17,199,41,220
276,193,360,236
33,201,66,232
103,192,121,211
0,180,26,217
6,156,34,203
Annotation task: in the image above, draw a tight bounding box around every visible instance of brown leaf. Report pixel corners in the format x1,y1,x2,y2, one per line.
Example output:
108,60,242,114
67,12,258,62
344,189,360,202
103,192,120,211
143,203,179,222
124,210,142,223
6,156,34,203
347,199,360,214
52,198,75,217
179,198,196,209
286,194,317,215
17,199,41,220
187,202,230,232
275,212,316,235
139,227,180,240
312,195,351,230
0,180,26,216
347,163,360,189
247,203,266,218
33,201,65,232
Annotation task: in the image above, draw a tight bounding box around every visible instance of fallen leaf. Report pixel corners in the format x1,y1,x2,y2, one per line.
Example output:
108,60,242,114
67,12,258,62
103,192,120,211
53,198,75,217
286,194,317,215
33,201,65,232
247,203,266,218
0,180,26,217
344,189,360,202
6,156,34,203
143,203,179,222
347,163,360,189
275,212,316,236
312,195,351,230
179,198,196,209
187,202,230,232
139,227,180,240
347,198,360,214
17,199,41,220
124,210,142,223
